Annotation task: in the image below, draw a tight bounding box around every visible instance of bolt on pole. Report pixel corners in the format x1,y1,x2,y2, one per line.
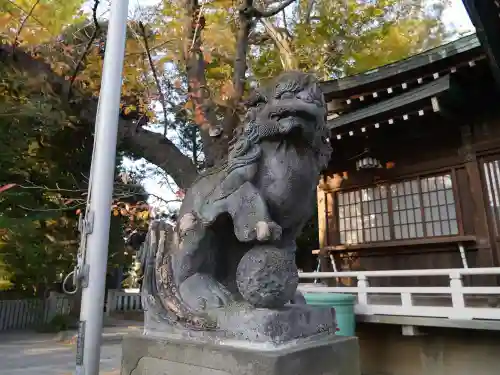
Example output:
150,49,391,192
75,0,129,374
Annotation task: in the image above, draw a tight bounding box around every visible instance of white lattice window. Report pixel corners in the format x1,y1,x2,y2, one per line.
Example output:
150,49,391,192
337,174,459,245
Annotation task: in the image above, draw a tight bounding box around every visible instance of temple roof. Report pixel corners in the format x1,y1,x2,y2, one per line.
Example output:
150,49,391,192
319,34,481,100
318,33,495,138
462,0,500,84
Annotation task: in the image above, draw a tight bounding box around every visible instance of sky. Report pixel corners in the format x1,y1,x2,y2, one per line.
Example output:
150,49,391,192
127,0,475,33
85,0,476,212
442,0,474,33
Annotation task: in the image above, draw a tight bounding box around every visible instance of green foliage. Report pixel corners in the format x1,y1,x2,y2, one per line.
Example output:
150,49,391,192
249,0,454,81
0,0,457,290
0,0,86,45
0,9,149,296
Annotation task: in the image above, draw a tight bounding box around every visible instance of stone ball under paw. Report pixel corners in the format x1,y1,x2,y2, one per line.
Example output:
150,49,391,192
236,245,298,308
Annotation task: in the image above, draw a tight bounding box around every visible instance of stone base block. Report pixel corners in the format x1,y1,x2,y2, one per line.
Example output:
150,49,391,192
121,333,360,375
144,303,336,344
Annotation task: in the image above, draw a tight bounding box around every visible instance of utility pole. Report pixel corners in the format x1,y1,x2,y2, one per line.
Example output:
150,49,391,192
74,1,129,374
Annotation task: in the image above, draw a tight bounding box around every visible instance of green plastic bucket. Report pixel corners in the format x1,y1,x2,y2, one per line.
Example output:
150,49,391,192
304,292,356,336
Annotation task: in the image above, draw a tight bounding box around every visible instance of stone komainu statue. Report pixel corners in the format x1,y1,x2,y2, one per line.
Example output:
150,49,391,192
139,71,332,333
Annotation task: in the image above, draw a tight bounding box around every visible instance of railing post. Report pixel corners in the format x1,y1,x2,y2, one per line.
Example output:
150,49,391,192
449,271,469,319
401,292,413,311
105,289,115,317
44,293,58,323
357,275,369,314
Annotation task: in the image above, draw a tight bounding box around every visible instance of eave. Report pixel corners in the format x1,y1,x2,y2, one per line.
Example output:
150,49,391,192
326,76,450,131
462,0,500,86
319,34,481,99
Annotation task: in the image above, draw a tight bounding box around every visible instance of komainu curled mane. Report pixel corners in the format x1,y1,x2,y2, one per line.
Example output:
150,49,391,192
139,71,332,331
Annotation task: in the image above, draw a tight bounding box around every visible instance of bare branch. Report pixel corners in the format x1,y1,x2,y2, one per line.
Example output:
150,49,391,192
304,0,316,24
67,0,101,99
19,203,84,212
281,8,288,33
4,0,49,33
12,0,41,53
138,21,169,137
16,179,181,212
253,0,296,18
44,234,78,246
248,31,271,45
125,39,173,57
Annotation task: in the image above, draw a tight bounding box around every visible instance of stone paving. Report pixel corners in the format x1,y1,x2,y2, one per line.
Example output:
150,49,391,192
0,337,122,374
0,324,141,375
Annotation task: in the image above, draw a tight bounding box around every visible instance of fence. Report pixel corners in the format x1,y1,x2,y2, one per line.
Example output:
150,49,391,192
102,268,500,324
298,267,500,321
102,268,500,323
105,288,142,316
0,294,72,331
4,267,500,331
0,289,142,331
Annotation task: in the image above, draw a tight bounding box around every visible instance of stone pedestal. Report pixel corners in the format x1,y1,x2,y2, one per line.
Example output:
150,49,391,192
144,303,337,344
121,333,360,375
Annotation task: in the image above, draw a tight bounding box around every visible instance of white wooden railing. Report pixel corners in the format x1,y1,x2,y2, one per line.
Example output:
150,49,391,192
102,268,500,328
105,288,142,316
0,294,71,331
298,267,500,321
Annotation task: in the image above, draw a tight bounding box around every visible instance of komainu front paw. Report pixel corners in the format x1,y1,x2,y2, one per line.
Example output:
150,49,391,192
255,221,282,242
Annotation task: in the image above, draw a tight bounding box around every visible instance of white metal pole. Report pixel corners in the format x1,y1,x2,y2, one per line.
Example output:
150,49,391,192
76,1,129,374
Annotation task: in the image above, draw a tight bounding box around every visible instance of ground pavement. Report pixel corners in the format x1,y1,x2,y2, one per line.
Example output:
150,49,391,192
0,323,141,375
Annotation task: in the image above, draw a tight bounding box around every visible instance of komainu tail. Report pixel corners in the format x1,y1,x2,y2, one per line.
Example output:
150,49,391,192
138,220,215,330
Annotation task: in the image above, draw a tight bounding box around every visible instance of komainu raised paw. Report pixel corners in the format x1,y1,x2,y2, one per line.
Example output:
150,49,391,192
255,221,282,242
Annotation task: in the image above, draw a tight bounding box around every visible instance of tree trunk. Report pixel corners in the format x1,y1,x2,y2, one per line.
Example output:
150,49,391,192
260,18,298,71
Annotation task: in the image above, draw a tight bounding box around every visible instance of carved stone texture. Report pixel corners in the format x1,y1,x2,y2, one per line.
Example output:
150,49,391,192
121,333,361,375
236,245,298,308
138,71,333,340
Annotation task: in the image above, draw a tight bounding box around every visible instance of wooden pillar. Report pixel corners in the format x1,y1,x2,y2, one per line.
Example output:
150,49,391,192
460,125,497,268
316,176,331,274
317,174,347,286
317,177,327,250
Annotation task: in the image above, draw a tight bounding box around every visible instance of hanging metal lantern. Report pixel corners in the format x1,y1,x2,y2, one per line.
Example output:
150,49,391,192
355,149,382,171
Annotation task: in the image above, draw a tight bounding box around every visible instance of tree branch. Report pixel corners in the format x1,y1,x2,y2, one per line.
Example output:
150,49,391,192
304,0,316,24
233,1,253,100
67,0,100,99
1,41,199,190
4,0,49,34
248,31,271,45
17,180,181,208
44,234,78,246
260,17,297,70
183,0,233,167
138,21,169,137
253,0,296,18
216,0,255,150
12,0,41,53
118,119,199,189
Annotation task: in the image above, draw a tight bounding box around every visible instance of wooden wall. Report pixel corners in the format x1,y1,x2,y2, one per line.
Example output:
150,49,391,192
318,110,500,285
